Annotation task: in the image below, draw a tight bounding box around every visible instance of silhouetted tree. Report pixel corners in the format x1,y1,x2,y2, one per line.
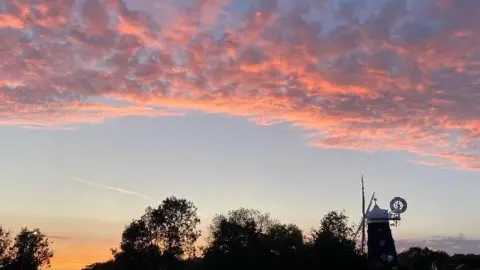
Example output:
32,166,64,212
446,253,480,269
111,219,161,270
398,247,450,270
81,196,480,270
99,196,201,270
265,223,305,270
82,260,115,270
117,218,156,253
202,208,307,270
2,228,53,270
306,210,367,270
0,227,12,268
143,196,201,260
202,208,276,270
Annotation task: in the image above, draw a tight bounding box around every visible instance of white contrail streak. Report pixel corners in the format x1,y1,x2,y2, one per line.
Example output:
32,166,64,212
71,177,208,219
71,177,159,203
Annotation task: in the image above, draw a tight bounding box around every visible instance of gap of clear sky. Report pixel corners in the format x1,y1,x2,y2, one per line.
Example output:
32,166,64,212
1,0,479,269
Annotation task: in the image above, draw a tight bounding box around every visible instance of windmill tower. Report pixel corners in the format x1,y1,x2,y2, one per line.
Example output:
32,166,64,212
354,176,408,269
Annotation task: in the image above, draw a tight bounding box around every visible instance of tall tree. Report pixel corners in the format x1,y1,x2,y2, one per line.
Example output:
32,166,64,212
307,210,367,270
265,223,305,270
143,196,201,259
6,228,53,270
109,196,201,269
111,218,161,270
202,208,278,270
118,219,156,253
398,247,450,270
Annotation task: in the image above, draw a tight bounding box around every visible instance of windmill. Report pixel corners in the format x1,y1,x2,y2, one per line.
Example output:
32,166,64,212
354,176,408,269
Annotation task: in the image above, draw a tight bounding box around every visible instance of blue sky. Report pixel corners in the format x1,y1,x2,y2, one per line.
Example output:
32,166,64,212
1,114,478,240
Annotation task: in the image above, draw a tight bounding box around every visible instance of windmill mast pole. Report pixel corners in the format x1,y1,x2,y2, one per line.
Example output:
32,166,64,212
361,175,366,254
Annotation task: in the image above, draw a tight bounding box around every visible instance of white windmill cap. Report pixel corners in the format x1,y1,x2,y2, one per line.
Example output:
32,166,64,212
367,204,389,223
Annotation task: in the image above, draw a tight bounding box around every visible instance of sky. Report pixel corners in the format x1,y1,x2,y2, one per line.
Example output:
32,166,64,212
0,0,479,269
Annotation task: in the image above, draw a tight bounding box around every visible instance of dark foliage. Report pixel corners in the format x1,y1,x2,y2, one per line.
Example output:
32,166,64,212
4,196,476,270
0,197,480,270
83,199,371,270
85,196,201,270
305,210,369,270
398,247,450,270
81,197,480,270
143,196,201,259
81,260,115,270
0,227,12,268
0,227,53,270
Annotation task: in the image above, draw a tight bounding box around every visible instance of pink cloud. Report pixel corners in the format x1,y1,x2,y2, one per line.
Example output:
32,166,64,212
0,0,479,170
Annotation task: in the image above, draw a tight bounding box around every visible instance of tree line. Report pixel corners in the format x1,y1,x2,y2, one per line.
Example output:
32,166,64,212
81,197,480,270
1,196,479,270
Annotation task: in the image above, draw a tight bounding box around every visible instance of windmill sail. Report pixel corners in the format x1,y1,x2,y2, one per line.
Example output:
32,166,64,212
361,176,366,253
354,192,375,239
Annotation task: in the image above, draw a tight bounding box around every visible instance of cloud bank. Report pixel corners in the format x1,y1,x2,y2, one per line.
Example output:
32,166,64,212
0,0,479,170
397,236,480,255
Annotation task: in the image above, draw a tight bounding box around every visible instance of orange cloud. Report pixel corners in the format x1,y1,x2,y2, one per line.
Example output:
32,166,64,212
0,0,479,170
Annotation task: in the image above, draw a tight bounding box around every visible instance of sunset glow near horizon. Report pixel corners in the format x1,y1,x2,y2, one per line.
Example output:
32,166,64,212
1,0,479,269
